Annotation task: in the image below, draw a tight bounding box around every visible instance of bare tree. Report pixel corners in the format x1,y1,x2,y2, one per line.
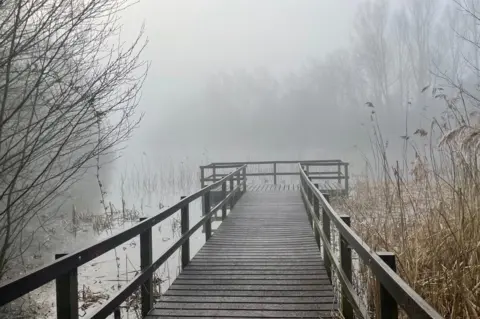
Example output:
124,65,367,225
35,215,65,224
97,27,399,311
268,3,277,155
0,0,147,279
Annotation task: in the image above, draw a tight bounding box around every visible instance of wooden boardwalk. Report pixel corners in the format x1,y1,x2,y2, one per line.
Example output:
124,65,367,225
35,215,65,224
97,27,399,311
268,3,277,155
147,190,338,318
1,161,443,319
245,184,300,192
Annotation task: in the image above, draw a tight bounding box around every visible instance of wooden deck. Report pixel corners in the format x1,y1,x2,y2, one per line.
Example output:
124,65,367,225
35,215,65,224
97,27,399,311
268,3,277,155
245,184,300,192
147,191,338,318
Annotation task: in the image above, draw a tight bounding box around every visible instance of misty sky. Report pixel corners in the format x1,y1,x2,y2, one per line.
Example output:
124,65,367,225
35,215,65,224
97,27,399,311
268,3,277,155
119,0,361,157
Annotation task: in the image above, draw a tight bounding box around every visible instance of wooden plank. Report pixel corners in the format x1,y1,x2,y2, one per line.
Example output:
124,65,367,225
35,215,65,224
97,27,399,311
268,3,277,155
198,247,320,252
197,249,320,253
193,253,322,258
167,284,333,291
182,265,325,270
199,245,320,250
164,290,334,297
186,263,324,268
181,270,327,275
177,274,329,280
190,258,323,262
159,296,334,303
154,302,336,311
147,309,336,318
173,279,330,285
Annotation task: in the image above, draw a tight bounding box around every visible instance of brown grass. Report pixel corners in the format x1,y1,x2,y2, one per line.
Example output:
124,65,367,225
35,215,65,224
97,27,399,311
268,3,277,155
338,93,480,317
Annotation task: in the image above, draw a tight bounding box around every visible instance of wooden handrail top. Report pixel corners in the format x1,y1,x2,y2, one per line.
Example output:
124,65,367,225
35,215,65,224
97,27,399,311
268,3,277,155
200,159,348,168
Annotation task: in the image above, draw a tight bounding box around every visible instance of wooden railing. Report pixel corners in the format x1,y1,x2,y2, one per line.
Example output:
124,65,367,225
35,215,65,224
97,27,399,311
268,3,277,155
299,164,443,319
201,160,349,195
0,165,247,319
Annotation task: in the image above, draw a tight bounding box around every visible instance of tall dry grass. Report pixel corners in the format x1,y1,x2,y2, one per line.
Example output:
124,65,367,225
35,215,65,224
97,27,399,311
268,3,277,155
339,90,480,318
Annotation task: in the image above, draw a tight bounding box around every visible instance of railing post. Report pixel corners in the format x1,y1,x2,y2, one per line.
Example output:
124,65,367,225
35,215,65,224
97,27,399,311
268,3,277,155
242,166,247,192
345,163,349,195
180,197,190,269
313,184,320,249
337,163,342,185
222,182,227,220
307,177,313,204
322,193,332,282
273,163,277,185
204,190,212,240
303,179,313,227
200,166,205,188
139,217,153,317
236,172,241,202
340,215,353,319
230,176,234,209
376,252,398,319
55,253,78,319
114,308,121,319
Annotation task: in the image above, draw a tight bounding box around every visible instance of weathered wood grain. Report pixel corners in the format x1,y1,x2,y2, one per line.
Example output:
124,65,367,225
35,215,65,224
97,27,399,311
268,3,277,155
149,191,337,318
146,309,337,318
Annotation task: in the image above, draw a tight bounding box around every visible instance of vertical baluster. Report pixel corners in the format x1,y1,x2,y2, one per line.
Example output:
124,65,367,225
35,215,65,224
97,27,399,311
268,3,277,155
139,217,153,317
222,182,227,220
322,193,332,282
273,163,277,185
376,252,398,319
242,166,247,192
340,215,353,319
236,172,241,203
204,191,212,240
337,163,342,185
55,253,78,319
345,163,349,196
200,166,205,188
180,197,190,269
313,184,320,249
230,176,234,209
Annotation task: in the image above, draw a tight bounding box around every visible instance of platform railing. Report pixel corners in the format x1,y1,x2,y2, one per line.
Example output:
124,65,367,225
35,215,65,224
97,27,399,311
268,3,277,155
200,160,349,195
0,165,247,319
299,164,443,319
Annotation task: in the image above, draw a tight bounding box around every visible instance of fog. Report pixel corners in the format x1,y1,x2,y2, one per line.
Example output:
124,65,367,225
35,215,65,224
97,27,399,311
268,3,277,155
112,0,472,176
116,0,361,164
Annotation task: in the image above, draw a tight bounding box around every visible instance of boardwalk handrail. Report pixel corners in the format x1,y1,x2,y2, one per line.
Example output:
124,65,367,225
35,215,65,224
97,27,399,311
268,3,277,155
299,164,443,319
202,159,345,167
0,165,247,319
200,160,349,194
